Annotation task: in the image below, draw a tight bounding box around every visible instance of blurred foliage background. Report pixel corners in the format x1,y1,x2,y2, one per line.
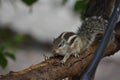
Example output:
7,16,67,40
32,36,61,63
0,0,88,68
1,1,120,80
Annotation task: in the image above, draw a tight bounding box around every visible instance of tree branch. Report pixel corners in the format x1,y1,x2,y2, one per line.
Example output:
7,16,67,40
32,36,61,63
85,0,116,19
0,23,120,80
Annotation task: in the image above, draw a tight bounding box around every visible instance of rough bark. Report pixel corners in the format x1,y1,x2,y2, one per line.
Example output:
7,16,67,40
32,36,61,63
0,23,120,80
85,0,116,19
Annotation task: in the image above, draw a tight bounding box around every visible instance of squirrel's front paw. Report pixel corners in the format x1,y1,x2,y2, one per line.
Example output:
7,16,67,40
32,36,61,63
60,54,70,64
73,53,79,57
43,54,54,61
60,59,67,64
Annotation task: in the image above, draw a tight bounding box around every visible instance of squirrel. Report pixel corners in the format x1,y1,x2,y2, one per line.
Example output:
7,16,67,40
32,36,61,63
52,16,108,63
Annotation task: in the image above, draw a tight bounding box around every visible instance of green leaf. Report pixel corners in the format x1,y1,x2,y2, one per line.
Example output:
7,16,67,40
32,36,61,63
22,0,38,6
4,52,16,60
0,30,8,38
74,0,88,19
4,40,14,50
14,34,25,43
0,53,7,68
0,46,4,52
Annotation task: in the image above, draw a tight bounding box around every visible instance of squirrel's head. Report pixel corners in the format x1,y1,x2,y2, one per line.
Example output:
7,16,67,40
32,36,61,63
52,32,77,55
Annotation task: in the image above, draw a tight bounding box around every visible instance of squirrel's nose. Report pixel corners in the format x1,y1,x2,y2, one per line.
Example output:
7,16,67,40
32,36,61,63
52,48,59,53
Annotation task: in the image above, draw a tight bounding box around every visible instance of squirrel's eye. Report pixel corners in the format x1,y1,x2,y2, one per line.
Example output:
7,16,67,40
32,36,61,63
58,43,62,47
58,41,64,47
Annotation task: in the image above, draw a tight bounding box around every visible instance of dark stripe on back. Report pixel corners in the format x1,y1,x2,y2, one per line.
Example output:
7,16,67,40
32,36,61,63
57,32,65,39
69,36,77,45
63,32,75,41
